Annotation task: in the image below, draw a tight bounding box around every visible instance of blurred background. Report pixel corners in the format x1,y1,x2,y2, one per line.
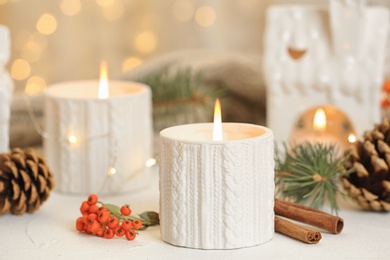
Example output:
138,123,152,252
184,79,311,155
0,0,388,93
0,0,389,148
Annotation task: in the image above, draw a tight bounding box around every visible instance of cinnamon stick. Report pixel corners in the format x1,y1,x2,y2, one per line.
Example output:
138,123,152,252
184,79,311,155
274,198,344,234
275,216,322,244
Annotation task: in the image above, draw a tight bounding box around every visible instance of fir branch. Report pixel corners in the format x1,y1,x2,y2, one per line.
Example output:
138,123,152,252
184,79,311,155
140,66,224,106
138,66,226,132
275,142,354,214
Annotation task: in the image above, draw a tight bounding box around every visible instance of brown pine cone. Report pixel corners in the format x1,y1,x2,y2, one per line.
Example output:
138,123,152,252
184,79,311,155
342,118,390,211
0,148,55,215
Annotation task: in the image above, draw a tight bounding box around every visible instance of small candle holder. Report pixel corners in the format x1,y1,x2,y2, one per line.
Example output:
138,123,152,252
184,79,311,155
44,80,153,194
289,105,357,154
159,123,274,249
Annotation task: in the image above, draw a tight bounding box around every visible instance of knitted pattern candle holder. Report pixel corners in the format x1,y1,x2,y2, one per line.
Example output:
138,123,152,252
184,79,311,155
159,123,274,249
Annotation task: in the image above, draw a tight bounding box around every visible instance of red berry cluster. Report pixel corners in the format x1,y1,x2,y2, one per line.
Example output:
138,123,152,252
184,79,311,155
75,194,142,241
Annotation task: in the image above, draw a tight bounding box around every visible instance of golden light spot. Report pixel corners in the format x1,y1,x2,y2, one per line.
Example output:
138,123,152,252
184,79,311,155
68,135,78,144
172,0,194,22
101,0,124,21
96,0,114,8
108,166,116,176
36,13,58,35
25,76,47,96
21,32,48,62
348,133,357,144
195,6,216,28
60,0,81,16
145,158,156,168
14,30,31,50
135,31,157,53
11,59,31,81
122,57,142,72
0,0,8,5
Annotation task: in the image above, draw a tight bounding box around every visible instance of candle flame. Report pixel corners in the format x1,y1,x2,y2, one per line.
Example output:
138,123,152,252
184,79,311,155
213,98,223,141
313,108,326,130
98,60,109,99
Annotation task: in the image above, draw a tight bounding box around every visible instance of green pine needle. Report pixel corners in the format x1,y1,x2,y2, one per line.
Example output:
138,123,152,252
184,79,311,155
275,142,354,214
139,66,225,132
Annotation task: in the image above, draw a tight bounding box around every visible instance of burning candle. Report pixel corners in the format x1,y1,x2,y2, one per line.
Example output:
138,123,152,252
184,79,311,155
159,99,274,249
44,61,153,194
289,105,357,154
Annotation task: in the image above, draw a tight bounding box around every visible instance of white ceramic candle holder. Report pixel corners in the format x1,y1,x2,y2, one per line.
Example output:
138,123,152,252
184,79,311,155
0,25,13,152
159,123,274,249
44,80,153,194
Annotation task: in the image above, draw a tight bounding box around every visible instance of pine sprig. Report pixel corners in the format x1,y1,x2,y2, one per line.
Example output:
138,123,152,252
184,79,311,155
139,66,225,132
275,142,354,214
141,66,224,107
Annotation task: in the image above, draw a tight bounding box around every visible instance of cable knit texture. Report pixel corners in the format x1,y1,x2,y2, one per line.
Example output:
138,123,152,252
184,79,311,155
159,127,274,249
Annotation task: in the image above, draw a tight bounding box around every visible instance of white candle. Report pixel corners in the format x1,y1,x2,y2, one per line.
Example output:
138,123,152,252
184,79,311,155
44,79,152,194
159,122,274,249
0,25,13,152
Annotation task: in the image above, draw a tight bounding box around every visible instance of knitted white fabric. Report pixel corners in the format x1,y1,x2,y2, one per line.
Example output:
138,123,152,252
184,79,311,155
159,123,274,249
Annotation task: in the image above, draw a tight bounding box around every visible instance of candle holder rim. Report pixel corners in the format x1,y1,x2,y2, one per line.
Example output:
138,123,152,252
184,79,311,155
160,122,273,144
44,80,150,100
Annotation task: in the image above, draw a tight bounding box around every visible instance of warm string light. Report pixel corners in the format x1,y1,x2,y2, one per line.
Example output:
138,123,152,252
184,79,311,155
68,135,78,144
348,133,357,143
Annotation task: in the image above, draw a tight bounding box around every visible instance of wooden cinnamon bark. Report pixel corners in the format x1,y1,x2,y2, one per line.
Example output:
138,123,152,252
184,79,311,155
275,216,322,244
274,198,344,234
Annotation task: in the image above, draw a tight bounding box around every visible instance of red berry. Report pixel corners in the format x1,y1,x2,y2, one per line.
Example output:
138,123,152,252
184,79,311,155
87,220,101,233
98,211,110,223
115,227,126,237
96,228,105,237
103,228,115,239
125,230,137,241
88,204,99,214
76,217,85,232
120,205,131,216
81,214,89,225
88,213,98,221
80,201,90,215
87,194,98,205
132,220,142,230
121,220,133,231
96,206,108,216
107,217,119,229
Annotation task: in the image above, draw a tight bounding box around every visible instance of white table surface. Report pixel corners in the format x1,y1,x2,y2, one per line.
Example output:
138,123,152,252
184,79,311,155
1,165,390,260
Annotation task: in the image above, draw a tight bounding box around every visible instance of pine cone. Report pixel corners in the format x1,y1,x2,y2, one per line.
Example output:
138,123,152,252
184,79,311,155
342,118,390,211
0,148,55,215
